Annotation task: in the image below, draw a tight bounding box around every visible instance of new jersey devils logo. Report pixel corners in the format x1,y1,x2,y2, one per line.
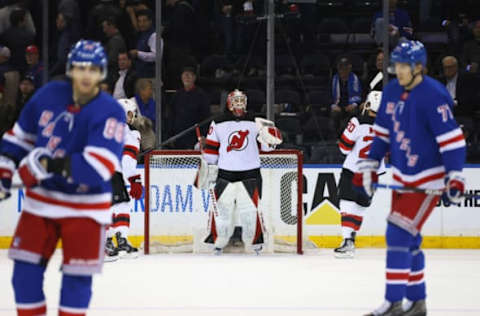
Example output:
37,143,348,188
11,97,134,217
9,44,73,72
227,130,249,152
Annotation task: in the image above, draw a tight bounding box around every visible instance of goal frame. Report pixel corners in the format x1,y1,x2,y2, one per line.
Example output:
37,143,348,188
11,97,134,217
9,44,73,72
144,149,304,254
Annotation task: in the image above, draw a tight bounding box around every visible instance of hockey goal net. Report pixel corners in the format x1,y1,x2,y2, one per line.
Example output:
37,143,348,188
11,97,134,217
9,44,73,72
144,149,304,254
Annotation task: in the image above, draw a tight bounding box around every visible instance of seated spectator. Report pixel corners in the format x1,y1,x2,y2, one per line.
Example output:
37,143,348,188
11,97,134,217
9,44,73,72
134,78,156,130
102,17,127,76
50,12,77,78
463,21,480,73
0,9,34,73
111,52,138,99
367,50,385,92
129,9,159,79
331,57,362,136
0,45,12,103
372,0,413,45
16,74,35,117
439,56,475,117
86,0,122,42
25,45,44,88
166,67,210,149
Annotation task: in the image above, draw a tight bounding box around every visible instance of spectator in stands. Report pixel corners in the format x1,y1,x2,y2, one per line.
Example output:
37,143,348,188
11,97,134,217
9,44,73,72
440,0,471,55
16,74,34,116
58,0,81,41
134,78,156,130
331,57,362,136
439,56,475,117
215,0,236,60
100,81,112,95
111,52,138,99
0,45,12,104
24,45,43,88
49,12,77,78
0,9,34,73
102,17,127,76
367,50,385,92
167,67,210,149
0,0,36,36
372,0,413,45
86,0,122,42
129,9,159,78
116,0,143,49
463,21,480,73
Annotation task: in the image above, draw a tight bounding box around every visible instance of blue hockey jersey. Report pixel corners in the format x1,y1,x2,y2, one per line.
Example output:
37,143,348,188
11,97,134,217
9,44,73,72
0,81,126,224
369,76,466,190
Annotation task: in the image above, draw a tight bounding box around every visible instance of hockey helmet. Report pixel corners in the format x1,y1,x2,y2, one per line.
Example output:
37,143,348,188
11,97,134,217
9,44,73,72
66,40,108,80
390,40,427,69
364,91,382,113
227,89,247,116
118,98,138,123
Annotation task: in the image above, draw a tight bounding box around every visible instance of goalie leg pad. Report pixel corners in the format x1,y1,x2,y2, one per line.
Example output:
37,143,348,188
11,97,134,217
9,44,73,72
12,260,47,315
213,181,237,249
59,274,92,315
237,179,264,246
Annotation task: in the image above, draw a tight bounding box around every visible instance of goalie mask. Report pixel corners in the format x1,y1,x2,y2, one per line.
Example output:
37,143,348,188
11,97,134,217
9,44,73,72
363,91,382,115
118,98,138,124
227,89,247,116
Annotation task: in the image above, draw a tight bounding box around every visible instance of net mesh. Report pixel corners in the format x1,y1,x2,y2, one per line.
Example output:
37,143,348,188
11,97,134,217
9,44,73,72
144,150,303,254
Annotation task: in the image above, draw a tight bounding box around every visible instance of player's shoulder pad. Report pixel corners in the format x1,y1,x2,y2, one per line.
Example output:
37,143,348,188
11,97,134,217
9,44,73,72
349,116,360,125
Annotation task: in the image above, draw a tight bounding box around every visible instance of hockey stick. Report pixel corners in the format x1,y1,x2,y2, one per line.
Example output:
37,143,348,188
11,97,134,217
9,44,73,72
374,183,480,199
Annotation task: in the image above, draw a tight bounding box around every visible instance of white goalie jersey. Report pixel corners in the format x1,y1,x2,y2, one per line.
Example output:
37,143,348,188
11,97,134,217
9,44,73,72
202,113,275,171
338,116,385,173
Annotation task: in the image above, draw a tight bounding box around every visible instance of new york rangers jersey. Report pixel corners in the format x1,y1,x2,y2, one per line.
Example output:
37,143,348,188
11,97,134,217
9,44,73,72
0,81,126,224
369,76,466,189
203,113,274,171
339,115,385,173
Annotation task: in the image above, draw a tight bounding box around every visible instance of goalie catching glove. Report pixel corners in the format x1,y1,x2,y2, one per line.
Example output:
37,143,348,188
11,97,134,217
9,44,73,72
255,117,283,147
194,157,218,190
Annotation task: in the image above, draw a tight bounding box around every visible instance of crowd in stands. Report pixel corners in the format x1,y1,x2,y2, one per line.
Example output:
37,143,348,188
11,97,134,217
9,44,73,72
0,0,480,163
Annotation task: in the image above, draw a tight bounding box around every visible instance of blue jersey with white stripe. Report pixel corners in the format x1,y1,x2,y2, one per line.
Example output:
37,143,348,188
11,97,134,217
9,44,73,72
369,76,465,189
0,81,125,224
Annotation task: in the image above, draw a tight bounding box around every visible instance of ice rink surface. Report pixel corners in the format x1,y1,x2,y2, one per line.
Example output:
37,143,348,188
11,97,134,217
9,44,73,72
0,249,479,316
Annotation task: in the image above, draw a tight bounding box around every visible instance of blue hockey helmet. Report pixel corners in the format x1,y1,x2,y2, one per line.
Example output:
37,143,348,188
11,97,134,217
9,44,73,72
66,40,107,80
390,40,427,69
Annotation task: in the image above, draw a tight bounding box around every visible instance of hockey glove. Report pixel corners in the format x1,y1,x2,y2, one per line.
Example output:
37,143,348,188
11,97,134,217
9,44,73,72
0,155,15,201
442,171,465,204
352,159,379,199
18,148,53,188
128,175,143,200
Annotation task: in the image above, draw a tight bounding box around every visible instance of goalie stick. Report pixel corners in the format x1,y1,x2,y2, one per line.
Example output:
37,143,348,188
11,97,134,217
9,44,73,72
374,183,480,199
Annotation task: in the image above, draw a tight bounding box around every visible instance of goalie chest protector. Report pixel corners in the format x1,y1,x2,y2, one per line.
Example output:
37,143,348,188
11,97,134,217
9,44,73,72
204,113,262,172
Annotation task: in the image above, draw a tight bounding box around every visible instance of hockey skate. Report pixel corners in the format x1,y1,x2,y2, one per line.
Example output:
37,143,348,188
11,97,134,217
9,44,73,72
403,300,426,316
334,232,356,258
364,301,403,316
104,237,119,262
116,232,138,259
214,247,223,256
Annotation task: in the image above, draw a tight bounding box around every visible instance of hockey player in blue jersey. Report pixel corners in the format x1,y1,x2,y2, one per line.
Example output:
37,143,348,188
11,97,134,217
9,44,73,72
0,40,125,316
354,40,466,316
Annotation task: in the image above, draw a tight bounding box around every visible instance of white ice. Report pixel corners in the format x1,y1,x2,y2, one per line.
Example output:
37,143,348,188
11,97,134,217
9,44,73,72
0,249,479,316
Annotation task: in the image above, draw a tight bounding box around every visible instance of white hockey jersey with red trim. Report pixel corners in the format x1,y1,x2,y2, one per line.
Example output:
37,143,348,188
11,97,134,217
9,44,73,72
120,124,141,181
202,113,274,171
339,115,385,173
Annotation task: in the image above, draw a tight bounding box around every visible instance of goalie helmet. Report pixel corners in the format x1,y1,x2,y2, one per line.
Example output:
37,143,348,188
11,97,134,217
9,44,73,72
118,98,138,124
227,89,247,116
363,91,382,114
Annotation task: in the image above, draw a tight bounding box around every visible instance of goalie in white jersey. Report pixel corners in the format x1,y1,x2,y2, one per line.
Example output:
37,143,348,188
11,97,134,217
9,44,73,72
335,91,385,258
197,89,282,254
105,98,143,261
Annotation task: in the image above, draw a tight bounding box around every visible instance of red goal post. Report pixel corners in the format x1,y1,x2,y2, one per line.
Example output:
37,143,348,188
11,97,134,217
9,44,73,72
144,149,304,254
